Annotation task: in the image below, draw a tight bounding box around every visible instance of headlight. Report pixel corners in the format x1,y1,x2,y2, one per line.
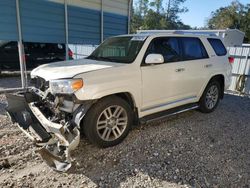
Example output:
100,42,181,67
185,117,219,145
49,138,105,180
50,79,84,94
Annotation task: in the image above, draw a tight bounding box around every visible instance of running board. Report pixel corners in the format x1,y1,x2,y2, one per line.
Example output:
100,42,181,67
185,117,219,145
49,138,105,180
140,103,199,124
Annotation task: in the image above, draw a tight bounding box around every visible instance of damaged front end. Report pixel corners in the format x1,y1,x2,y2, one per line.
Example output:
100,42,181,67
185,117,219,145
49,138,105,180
5,87,92,172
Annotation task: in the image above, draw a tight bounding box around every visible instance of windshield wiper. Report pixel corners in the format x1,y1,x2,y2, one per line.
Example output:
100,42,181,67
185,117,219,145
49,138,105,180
97,56,116,62
87,55,98,60
87,55,115,62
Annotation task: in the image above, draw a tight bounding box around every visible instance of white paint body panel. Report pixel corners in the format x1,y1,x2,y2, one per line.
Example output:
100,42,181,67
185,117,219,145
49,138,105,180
31,59,123,81
31,33,232,119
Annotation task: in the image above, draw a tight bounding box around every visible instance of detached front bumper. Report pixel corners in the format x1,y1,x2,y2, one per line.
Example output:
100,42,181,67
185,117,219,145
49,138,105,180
6,93,80,172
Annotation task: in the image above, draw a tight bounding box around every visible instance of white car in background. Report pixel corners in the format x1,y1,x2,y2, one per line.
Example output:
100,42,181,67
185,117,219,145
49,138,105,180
6,31,232,171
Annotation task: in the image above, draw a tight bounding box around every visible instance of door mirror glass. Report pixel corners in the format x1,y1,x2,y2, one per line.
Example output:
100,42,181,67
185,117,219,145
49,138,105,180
145,54,164,64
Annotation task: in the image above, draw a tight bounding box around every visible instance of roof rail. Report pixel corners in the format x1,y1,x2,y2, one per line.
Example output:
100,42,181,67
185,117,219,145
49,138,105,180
137,30,218,37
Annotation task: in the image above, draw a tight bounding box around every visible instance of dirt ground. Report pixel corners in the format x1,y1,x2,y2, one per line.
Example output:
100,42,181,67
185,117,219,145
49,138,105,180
0,90,250,187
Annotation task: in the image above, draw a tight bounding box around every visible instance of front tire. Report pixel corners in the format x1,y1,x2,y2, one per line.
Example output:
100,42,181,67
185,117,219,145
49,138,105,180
83,96,133,148
199,81,221,113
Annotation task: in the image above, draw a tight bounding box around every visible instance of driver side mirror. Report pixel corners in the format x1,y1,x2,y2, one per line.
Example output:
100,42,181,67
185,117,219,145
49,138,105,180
145,54,164,64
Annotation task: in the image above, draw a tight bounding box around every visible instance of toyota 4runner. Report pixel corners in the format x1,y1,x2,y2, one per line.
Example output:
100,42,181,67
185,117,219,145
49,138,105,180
6,31,232,171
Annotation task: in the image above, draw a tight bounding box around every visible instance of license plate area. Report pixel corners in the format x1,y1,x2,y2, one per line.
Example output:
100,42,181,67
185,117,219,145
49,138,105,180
6,93,51,142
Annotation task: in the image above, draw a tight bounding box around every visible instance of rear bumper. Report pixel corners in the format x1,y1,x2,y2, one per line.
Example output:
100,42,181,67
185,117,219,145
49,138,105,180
6,93,80,172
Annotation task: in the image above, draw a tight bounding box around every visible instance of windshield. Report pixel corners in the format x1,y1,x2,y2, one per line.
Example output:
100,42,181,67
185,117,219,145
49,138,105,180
87,36,146,64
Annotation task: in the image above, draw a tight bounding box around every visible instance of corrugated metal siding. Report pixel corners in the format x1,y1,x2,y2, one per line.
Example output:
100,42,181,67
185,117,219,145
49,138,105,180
103,12,128,39
103,0,128,39
0,0,129,44
68,5,101,44
0,0,18,41
103,0,128,16
20,0,65,43
67,0,101,11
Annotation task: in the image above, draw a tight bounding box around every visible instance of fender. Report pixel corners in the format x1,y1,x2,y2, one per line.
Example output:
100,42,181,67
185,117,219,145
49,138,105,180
197,72,226,99
75,86,141,110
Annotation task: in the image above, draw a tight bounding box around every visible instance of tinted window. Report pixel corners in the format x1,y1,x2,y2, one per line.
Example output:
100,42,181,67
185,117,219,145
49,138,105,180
208,38,227,56
89,36,145,64
147,37,181,63
181,37,208,60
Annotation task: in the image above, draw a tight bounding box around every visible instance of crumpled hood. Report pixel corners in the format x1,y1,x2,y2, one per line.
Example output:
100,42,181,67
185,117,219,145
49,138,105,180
31,58,124,81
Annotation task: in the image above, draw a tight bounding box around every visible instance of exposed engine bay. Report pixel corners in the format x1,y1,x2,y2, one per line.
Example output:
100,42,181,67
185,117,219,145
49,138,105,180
5,79,93,172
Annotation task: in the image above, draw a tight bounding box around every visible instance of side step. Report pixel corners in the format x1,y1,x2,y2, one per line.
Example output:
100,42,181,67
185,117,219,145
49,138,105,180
140,103,199,124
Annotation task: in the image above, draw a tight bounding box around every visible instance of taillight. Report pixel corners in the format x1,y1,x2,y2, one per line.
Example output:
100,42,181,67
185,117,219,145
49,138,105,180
228,57,234,64
68,49,73,58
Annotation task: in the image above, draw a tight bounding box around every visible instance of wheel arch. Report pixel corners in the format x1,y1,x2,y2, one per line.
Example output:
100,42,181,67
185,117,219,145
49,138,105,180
80,92,139,128
209,74,225,99
104,92,139,124
200,74,225,100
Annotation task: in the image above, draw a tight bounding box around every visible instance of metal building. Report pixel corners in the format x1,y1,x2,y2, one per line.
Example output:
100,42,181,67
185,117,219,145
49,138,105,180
0,0,132,90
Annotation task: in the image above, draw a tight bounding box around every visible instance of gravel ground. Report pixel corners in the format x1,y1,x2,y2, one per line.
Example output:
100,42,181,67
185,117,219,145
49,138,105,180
0,79,250,187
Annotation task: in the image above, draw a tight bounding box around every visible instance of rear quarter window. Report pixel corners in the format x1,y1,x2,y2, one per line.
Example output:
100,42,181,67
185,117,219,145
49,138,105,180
208,38,227,56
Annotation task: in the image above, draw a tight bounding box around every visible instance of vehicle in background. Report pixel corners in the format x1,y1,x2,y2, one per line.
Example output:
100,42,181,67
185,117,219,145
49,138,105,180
0,41,73,71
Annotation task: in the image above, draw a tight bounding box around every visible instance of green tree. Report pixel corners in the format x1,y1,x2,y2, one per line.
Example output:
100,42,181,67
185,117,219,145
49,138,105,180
137,0,149,16
150,0,163,13
131,0,190,33
240,4,250,42
207,1,243,29
131,7,143,33
142,9,166,29
166,0,188,22
207,1,250,42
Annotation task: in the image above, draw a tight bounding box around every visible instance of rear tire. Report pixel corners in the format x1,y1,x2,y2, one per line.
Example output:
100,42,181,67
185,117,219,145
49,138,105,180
199,81,221,113
83,96,133,148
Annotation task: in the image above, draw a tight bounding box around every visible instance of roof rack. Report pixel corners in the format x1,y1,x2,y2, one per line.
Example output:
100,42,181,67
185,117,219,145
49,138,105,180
137,30,218,37
136,29,246,47
137,30,225,36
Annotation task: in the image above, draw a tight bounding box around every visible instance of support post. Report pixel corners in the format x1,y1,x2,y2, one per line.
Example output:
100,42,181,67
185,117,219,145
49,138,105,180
64,0,69,60
128,0,133,34
16,0,27,88
101,0,104,42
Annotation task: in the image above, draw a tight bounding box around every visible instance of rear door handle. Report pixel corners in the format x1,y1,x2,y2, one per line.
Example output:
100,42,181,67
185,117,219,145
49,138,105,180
205,64,213,68
175,68,185,72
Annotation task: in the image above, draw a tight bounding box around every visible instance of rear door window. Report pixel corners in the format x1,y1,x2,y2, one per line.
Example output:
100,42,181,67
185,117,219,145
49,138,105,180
208,38,227,56
180,37,208,60
146,37,182,63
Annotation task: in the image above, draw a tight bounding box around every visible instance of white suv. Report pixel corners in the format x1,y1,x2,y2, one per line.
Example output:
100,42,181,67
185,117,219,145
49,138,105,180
6,31,232,171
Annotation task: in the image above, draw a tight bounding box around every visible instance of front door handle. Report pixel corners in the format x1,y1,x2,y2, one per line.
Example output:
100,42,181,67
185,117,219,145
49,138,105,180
205,64,213,68
175,68,185,72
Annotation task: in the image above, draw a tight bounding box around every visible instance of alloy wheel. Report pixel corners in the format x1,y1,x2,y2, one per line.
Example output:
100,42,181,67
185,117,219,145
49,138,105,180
96,105,128,142
205,85,219,109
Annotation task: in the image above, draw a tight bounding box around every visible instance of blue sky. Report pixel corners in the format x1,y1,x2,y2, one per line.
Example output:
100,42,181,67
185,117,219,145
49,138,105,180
179,0,250,28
